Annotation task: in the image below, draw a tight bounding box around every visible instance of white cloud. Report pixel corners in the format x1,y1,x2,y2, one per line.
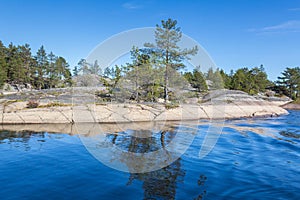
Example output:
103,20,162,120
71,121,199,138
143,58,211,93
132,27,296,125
288,8,300,11
249,20,300,34
122,2,142,10
263,20,300,32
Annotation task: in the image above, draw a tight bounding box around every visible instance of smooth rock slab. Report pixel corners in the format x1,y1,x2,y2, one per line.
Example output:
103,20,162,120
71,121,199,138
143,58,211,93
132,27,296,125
0,102,289,124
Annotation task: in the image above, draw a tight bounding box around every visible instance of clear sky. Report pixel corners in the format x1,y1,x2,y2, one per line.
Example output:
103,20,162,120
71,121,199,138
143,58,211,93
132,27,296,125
0,0,299,80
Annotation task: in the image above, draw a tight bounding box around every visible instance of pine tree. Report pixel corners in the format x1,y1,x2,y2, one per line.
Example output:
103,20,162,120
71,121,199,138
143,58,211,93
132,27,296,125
6,43,24,84
206,67,224,90
73,66,79,77
231,68,248,91
0,41,7,88
48,51,57,88
18,44,37,86
192,68,208,92
103,67,112,78
277,67,300,99
249,65,268,94
219,69,232,89
55,57,71,87
77,59,89,74
184,67,207,92
90,60,102,75
144,18,198,102
35,45,48,89
124,46,154,101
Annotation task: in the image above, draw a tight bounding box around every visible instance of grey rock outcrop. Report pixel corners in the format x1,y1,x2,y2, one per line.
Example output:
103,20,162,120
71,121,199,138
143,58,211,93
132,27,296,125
0,89,289,124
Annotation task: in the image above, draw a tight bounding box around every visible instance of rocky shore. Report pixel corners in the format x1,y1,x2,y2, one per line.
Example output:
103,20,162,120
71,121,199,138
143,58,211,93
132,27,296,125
0,89,289,124
281,102,300,110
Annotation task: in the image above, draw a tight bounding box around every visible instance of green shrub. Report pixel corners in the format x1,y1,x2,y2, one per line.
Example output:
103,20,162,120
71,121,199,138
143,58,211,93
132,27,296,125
27,100,39,108
165,102,179,110
38,102,71,108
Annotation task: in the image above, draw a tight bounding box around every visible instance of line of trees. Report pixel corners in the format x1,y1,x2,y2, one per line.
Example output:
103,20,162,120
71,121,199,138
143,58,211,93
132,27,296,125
1,18,299,102
276,67,300,99
218,65,270,94
0,41,72,89
73,18,199,103
215,65,300,99
71,18,299,102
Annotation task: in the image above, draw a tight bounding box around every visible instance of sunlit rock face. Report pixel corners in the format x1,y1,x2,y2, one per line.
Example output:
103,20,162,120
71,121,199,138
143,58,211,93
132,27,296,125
0,89,289,124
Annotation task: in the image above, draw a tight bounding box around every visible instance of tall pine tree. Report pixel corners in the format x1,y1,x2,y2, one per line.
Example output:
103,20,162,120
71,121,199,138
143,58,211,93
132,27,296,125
144,18,198,102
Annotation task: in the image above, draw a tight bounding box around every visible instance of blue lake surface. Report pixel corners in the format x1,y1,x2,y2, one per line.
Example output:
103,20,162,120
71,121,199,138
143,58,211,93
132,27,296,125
0,110,299,199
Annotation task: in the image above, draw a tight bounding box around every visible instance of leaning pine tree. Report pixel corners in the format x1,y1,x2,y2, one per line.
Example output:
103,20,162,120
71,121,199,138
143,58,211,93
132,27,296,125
144,18,198,102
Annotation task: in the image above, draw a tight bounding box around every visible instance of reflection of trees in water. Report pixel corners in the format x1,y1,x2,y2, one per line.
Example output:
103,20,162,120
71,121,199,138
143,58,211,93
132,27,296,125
0,130,46,151
106,128,208,199
107,129,185,199
195,174,207,200
128,158,185,200
108,129,176,152
105,128,183,173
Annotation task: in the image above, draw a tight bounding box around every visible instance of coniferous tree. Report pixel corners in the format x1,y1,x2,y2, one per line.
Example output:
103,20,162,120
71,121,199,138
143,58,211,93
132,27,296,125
0,41,72,89
0,41,7,87
206,67,224,90
231,68,248,91
54,56,72,87
248,65,269,94
90,60,102,75
144,18,198,102
77,59,89,75
123,46,155,101
230,66,269,94
103,67,112,78
184,67,207,92
19,44,35,85
48,51,57,88
277,67,300,99
6,43,25,84
73,66,79,77
35,45,48,89
219,69,232,89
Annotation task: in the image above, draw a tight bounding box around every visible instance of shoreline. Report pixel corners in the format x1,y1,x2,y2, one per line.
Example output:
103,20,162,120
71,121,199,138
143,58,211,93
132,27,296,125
0,89,290,125
281,103,300,110
0,102,289,124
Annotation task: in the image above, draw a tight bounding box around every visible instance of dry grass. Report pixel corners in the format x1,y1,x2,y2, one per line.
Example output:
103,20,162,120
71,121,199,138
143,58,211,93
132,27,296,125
38,102,71,108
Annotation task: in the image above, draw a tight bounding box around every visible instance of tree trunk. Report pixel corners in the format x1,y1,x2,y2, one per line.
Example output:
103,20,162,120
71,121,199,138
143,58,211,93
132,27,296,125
164,50,169,103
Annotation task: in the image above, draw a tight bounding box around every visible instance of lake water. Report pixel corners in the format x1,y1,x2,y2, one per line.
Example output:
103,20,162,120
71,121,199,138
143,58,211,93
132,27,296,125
0,110,299,199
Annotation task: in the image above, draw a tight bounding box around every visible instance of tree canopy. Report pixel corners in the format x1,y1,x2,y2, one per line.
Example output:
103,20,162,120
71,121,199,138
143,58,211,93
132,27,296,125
277,67,300,99
144,18,198,102
1,18,299,103
0,41,72,89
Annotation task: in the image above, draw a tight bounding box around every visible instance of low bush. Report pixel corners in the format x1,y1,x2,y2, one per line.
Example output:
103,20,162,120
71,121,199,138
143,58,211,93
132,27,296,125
38,102,71,108
27,100,39,108
165,102,179,110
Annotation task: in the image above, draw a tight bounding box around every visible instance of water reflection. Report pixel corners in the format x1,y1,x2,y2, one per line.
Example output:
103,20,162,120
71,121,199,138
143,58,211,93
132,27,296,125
0,126,208,200
279,129,300,139
0,112,299,199
78,122,197,173
100,128,207,199
127,158,185,200
0,130,46,151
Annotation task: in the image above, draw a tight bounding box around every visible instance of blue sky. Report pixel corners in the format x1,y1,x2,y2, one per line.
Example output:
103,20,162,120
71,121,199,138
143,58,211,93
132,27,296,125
0,0,299,80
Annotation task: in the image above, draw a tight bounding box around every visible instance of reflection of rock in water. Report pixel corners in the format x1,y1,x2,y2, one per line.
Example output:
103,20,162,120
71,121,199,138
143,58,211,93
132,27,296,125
279,130,300,139
127,158,185,200
0,130,46,151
